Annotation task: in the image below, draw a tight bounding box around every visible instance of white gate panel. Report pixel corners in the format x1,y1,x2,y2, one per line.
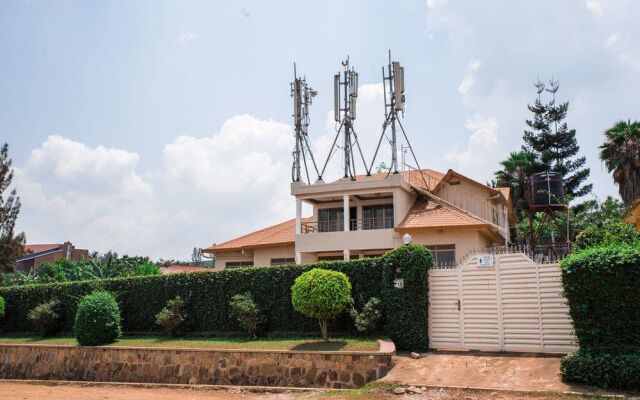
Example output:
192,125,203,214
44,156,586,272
428,252,577,353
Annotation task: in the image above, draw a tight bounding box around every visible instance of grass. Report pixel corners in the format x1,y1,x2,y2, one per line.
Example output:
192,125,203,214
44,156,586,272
0,335,379,351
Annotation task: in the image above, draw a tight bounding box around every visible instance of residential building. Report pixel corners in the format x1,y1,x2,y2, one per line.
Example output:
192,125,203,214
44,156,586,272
15,242,89,273
203,168,514,269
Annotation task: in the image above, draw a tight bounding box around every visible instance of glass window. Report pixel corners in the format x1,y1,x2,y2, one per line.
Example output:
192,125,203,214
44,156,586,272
270,258,295,266
362,204,394,230
426,245,456,267
318,207,356,232
225,261,253,268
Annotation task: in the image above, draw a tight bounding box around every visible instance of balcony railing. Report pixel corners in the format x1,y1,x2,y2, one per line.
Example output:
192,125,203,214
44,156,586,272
301,217,394,234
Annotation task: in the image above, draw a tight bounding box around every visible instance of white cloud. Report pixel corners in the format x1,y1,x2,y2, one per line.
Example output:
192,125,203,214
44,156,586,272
179,31,197,44
427,0,448,8
585,0,603,17
606,33,620,47
458,59,482,95
445,114,499,179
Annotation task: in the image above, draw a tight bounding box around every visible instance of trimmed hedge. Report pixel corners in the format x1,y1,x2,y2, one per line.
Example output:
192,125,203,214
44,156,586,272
561,348,640,390
0,245,433,350
560,244,640,349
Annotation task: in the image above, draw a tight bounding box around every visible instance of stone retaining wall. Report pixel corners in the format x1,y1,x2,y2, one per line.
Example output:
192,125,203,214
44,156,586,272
0,341,394,389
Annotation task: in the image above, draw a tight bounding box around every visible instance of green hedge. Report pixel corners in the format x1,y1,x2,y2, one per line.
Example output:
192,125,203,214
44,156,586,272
0,245,432,350
561,348,640,390
560,244,640,349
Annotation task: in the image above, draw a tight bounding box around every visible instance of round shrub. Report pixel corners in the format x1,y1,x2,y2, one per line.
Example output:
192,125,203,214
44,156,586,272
74,291,122,346
291,268,352,341
28,299,62,336
0,295,5,318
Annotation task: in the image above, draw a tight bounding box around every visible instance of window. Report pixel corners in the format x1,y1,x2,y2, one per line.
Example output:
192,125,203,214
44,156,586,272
318,207,356,232
225,261,253,268
317,255,344,261
426,245,456,267
270,258,295,266
362,204,394,230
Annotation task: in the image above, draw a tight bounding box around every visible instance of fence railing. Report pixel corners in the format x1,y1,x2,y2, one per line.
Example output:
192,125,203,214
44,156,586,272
301,217,394,234
434,243,572,269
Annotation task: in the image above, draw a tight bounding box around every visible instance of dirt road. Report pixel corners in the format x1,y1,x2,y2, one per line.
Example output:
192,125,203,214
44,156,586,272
0,381,615,400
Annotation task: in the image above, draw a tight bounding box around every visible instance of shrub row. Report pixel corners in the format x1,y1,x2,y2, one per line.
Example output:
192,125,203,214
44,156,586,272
560,244,640,349
0,245,433,350
561,348,640,391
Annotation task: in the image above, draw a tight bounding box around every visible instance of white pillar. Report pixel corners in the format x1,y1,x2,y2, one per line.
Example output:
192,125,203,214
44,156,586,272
343,194,349,232
343,249,350,261
295,198,302,235
295,251,302,265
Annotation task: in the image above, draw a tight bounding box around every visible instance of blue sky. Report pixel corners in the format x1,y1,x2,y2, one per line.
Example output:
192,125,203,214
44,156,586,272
2,0,638,259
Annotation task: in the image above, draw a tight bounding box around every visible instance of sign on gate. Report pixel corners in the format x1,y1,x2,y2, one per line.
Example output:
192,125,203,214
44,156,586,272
477,254,494,267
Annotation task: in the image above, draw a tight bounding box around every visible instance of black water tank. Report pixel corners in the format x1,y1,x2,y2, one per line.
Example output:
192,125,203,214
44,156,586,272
531,171,564,205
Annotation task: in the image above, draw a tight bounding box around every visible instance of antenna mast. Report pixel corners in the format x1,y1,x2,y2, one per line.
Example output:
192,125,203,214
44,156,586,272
291,63,320,184
369,51,428,188
319,57,370,180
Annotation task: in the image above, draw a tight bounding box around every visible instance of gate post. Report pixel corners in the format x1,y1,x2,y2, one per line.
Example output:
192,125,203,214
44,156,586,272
495,253,505,351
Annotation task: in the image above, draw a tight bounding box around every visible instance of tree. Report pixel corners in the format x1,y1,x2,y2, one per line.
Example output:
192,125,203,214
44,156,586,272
291,268,352,341
0,143,26,277
191,247,202,265
494,151,535,213
522,80,592,201
599,120,640,207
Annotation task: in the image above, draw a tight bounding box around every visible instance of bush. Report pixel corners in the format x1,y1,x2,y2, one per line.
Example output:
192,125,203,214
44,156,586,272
155,296,186,336
74,291,122,346
561,348,640,390
27,299,62,336
0,246,432,350
560,244,640,349
350,297,383,333
574,221,640,251
380,245,433,351
229,292,265,338
292,269,352,341
0,295,4,318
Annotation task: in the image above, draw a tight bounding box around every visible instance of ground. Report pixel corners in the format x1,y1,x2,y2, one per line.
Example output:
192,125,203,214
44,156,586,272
0,382,617,400
0,335,378,351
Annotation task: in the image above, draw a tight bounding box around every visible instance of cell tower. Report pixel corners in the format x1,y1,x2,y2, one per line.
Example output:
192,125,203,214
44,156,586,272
319,57,369,180
369,51,428,187
291,63,320,184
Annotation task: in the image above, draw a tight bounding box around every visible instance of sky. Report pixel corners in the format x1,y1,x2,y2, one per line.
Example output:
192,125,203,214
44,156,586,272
1,0,638,260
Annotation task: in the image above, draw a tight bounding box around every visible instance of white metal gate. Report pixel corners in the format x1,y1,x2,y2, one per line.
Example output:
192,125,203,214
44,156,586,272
428,252,577,353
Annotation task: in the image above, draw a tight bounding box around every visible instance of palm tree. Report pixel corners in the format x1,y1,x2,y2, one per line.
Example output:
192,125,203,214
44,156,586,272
495,151,535,212
599,120,640,207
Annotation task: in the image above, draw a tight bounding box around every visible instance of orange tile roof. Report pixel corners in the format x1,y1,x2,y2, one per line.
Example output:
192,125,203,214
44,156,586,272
204,218,311,253
497,187,511,201
396,197,491,231
24,244,60,253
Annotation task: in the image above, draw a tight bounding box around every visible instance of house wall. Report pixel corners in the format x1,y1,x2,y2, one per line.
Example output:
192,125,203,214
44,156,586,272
406,229,492,264
437,180,507,230
253,245,295,266
213,251,254,270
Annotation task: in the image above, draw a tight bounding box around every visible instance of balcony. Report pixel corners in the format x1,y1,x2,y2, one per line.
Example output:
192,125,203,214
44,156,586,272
301,217,394,234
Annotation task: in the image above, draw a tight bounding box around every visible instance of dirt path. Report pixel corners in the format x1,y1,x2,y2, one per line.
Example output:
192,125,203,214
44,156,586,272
0,381,617,400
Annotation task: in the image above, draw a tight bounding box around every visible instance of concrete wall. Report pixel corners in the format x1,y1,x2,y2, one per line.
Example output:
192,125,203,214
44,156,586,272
253,245,296,266
408,229,493,264
0,343,394,389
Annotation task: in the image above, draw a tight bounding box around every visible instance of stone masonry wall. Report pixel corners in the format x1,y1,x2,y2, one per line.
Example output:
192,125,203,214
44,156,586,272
0,342,394,389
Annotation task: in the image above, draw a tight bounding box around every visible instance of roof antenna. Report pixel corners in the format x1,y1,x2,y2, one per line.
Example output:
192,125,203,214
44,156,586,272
319,57,370,181
368,50,429,188
291,63,320,184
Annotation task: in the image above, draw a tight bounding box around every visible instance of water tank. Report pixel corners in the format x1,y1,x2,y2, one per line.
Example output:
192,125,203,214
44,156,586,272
531,171,564,206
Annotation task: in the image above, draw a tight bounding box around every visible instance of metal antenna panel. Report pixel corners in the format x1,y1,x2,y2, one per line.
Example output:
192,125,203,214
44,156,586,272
291,63,320,184
320,57,369,181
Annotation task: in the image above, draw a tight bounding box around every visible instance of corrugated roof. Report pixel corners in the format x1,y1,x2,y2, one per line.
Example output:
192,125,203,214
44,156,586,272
24,244,60,253
396,197,490,231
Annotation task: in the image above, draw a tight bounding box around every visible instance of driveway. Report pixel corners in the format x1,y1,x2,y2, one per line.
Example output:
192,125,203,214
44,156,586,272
382,352,590,393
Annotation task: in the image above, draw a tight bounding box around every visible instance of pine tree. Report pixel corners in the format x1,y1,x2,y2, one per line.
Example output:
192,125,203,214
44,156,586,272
522,79,592,201
0,143,26,277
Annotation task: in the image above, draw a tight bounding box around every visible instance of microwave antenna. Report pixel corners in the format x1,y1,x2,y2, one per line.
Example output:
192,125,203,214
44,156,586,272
319,57,370,180
291,63,320,184
369,50,428,187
